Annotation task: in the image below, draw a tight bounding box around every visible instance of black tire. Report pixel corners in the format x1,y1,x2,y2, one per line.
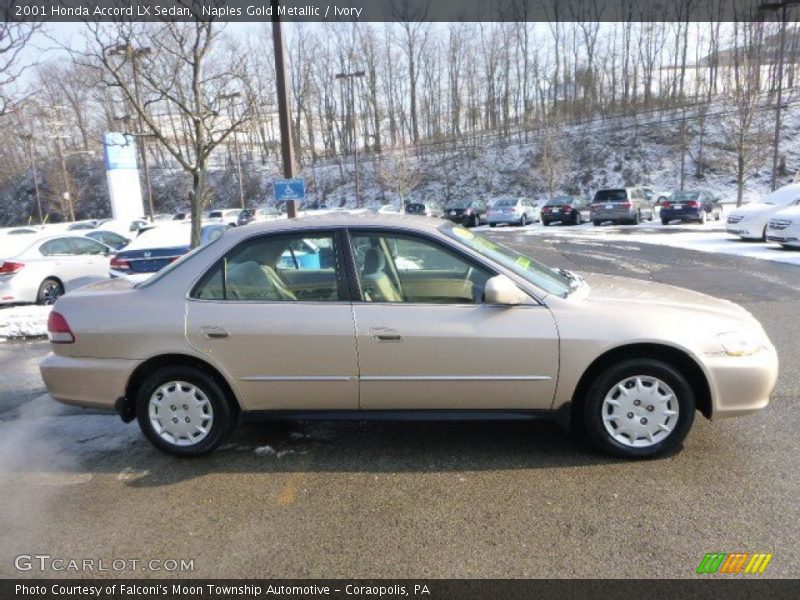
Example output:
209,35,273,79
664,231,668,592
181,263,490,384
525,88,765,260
489,223,496,228
661,218,669,226
520,214,528,226
700,210,707,225
472,214,480,227
543,220,550,227
135,366,238,457
593,220,601,226
37,278,64,305
573,211,581,225
632,211,641,225
582,358,696,458
762,226,768,242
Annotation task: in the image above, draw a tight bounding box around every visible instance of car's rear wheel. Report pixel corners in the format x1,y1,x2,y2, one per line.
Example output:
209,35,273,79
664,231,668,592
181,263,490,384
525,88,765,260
593,221,601,226
632,211,641,225
582,358,695,458
520,214,528,226
573,211,582,225
37,278,64,305
489,223,496,228
543,220,550,227
700,210,707,225
661,218,669,226
135,366,237,456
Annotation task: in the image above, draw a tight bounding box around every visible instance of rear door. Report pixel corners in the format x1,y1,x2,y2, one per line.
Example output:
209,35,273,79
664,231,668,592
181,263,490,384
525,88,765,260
347,229,559,410
185,229,359,411
69,238,111,281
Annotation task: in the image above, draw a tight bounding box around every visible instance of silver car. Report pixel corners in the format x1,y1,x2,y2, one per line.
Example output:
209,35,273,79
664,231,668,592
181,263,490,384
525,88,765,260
487,197,539,227
591,188,655,225
41,216,778,458
0,235,112,305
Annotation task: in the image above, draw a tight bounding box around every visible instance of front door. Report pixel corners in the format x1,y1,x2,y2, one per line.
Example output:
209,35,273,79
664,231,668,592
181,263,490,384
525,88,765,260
185,230,359,411
348,230,559,410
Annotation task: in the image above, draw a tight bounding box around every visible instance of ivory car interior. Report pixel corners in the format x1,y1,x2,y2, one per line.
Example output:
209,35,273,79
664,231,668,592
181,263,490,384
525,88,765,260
40,215,779,458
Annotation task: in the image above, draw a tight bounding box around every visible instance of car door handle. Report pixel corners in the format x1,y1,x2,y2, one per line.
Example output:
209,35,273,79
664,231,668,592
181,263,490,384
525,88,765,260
200,326,230,340
369,327,402,342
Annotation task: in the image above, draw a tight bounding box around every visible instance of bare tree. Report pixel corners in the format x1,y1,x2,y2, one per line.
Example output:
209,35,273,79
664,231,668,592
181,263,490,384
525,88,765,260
0,18,41,115
80,22,256,247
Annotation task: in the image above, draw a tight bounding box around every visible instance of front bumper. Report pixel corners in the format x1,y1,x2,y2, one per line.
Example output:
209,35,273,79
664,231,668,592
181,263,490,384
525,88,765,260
705,344,779,419
766,223,800,246
726,220,764,239
40,353,141,410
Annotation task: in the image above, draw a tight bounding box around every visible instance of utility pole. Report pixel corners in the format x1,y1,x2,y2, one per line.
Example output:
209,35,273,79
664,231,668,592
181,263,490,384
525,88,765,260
272,0,297,218
335,69,366,208
55,136,75,222
20,133,43,223
221,91,245,209
109,44,155,219
759,0,800,190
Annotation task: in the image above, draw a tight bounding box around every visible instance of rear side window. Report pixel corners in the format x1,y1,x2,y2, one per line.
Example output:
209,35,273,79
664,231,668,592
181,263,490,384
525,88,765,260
192,233,342,302
39,238,74,256
71,238,108,255
593,189,628,203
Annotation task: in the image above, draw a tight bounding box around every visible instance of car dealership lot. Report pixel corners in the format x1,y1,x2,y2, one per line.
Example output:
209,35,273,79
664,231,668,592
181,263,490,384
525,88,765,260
0,230,798,578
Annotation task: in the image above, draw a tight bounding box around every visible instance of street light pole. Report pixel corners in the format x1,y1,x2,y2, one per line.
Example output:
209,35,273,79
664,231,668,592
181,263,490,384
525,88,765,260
271,0,298,218
21,133,43,224
335,70,366,208
54,136,75,222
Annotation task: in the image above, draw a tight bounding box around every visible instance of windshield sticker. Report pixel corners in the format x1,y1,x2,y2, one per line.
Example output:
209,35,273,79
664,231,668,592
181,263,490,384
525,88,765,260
452,227,475,240
515,256,531,269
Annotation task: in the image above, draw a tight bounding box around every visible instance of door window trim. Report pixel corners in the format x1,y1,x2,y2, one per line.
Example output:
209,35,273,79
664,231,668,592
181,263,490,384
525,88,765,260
187,228,352,304
343,227,507,306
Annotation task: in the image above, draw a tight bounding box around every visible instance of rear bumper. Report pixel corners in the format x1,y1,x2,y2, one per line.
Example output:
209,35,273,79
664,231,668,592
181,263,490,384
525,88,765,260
705,345,779,419
487,214,522,224
662,209,703,221
40,353,141,410
0,274,35,304
590,210,635,221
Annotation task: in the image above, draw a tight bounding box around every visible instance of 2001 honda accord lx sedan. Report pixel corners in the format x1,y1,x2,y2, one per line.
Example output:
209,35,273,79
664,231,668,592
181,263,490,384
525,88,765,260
40,215,779,458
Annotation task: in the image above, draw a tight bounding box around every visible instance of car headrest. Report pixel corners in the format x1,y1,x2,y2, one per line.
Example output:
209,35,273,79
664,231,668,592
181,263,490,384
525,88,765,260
363,247,385,274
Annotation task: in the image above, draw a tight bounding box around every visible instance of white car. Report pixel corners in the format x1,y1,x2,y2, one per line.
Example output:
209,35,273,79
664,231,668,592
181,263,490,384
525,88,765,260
766,204,800,248
207,209,242,227
0,235,112,305
726,184,800,241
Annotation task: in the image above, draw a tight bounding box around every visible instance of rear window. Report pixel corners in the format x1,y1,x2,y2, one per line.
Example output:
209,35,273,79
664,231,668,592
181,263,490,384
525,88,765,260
208,211,223,218
493,198,517,207
405,203,426,213
672,192,700,202
240,209,255,217
447,200,471,209
545,197,571,206
593,189,628,203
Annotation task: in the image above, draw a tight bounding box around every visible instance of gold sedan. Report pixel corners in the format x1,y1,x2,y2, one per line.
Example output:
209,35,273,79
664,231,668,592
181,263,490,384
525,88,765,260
40,215,778,458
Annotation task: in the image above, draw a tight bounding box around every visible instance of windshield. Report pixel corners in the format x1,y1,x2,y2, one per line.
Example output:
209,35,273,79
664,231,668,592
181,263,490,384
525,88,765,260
493,198,517,208
672,192,700,201
441,225,571,296
593,189,628,203
446,200,471,209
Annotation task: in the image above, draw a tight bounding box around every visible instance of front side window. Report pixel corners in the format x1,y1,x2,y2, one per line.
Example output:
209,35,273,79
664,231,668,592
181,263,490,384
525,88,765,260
350,231,492,304
192,233,341,302
71,238,108,255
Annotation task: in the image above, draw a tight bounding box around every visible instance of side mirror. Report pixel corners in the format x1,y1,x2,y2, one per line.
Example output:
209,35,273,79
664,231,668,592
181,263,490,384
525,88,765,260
484,275,526,305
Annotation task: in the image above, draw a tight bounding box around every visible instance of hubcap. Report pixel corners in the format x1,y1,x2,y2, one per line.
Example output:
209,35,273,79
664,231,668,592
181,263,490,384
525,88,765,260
41,283,61,305
601,375,679,448
148,381,214,447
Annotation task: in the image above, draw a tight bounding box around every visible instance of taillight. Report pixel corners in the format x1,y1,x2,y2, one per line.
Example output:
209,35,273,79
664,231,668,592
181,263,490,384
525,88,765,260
563,205,573,211
621,202,632,209
0,261,24,275
687,201,699,208
662,202,671,208
110,255,130,270
47,311,75,344
542,207,551,213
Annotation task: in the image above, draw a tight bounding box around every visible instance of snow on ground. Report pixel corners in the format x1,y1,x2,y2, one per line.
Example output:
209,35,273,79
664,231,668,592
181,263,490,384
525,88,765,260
0,305,51,341
477,220,800,267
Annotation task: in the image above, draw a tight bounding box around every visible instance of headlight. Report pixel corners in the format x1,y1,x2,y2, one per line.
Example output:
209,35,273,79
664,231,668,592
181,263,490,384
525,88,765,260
717,331,763,356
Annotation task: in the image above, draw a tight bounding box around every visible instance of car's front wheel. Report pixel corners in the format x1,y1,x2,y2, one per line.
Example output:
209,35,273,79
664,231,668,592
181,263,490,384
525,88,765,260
582,358,695,458
135,366,237,456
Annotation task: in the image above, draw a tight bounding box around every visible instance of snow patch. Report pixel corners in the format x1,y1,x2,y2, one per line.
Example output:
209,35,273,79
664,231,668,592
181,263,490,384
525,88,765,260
0,305,51,341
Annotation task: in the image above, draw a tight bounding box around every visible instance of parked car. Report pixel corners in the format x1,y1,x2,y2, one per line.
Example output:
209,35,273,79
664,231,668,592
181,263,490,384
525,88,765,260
404,201,443,218
591,187,655,225
66,220,100,231
173,212,189,221
207,209,242,227
487,197,539,227
0,235,112,305
40,215,778,458
84,230,131,251
660,191,722,225
443,199,486,227
109,223,229,283
237,206,282,226
727,183,800,241
541,197,591,226
367,204,403,215
766,204,800,248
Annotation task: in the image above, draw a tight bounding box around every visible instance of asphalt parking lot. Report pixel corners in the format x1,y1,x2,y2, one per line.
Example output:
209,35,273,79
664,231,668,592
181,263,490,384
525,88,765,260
0,229,798,579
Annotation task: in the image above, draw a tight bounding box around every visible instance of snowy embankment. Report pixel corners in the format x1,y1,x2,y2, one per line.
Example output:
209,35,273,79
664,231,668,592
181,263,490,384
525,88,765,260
0,305,51,341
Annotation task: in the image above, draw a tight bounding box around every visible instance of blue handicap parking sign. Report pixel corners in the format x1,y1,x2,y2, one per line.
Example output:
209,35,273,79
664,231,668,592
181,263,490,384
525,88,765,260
274,178,305,202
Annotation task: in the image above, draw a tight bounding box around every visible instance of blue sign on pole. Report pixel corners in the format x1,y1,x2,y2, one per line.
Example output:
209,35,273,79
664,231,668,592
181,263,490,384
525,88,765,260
274,178,305,202
103,132,138,171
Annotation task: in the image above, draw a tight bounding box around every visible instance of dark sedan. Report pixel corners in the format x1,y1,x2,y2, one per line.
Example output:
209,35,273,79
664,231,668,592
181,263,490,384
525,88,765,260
443,199,486,227
541,197,591,226
660,191,722,225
